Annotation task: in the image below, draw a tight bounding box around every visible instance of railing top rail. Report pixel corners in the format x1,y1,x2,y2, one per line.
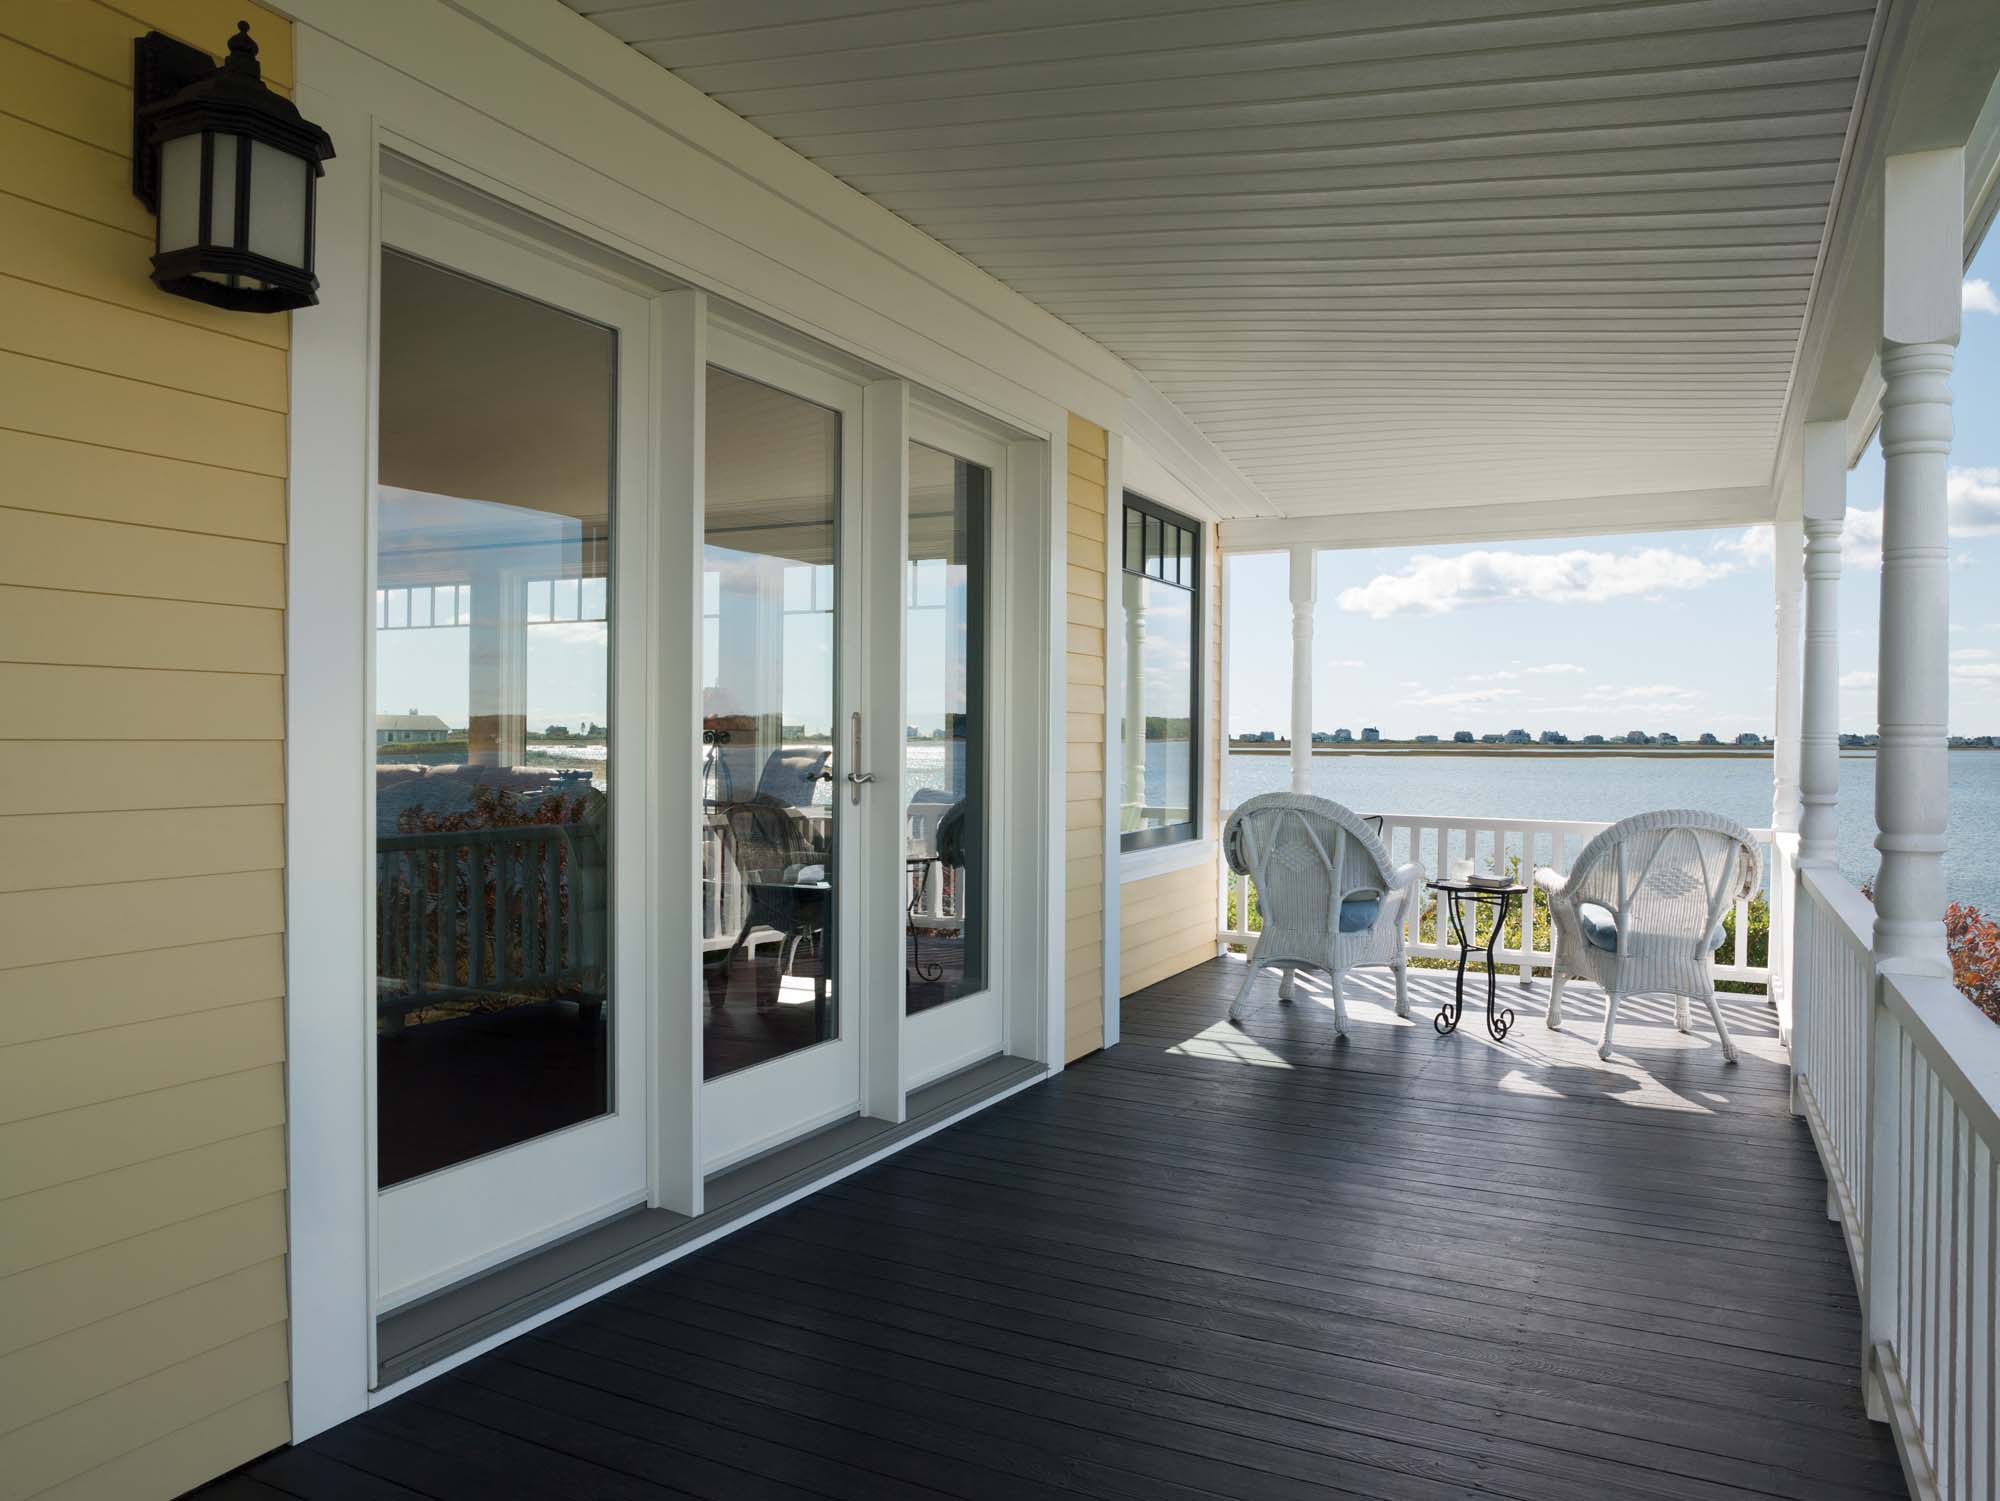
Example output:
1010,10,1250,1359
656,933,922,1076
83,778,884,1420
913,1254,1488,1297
1219,806,1776,847
1880,969,2000,1144
1800,864,1877,951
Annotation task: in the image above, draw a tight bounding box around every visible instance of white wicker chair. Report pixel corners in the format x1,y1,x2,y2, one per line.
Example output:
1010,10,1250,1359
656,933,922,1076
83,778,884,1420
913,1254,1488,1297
1534,809,1761,1063
1223,793,1424,1032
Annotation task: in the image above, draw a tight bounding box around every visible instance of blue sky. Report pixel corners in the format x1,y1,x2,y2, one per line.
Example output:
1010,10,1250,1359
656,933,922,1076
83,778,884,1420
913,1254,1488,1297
1226,236,2000,741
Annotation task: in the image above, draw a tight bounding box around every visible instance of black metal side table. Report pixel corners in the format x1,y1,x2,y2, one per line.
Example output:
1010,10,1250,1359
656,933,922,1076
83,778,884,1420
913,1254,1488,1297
1426,879,1527,1041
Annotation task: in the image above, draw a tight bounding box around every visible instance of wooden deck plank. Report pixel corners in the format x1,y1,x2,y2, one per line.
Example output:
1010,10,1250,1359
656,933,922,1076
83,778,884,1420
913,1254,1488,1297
219,958,1905,1500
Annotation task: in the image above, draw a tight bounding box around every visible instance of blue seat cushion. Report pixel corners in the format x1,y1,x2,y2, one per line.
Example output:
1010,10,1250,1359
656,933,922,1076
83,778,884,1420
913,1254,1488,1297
1577,901,1725,953
1339,896,1381,934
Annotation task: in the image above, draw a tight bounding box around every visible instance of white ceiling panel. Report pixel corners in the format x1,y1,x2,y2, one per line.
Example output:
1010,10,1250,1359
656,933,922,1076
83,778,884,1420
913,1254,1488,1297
562,0,1876,521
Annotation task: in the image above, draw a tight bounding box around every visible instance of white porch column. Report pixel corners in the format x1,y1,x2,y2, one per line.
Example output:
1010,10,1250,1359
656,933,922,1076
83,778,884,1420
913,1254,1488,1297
1772,515,1804,839
1289,544,1315,794
1798,421,1847,868
1872,148,1961,975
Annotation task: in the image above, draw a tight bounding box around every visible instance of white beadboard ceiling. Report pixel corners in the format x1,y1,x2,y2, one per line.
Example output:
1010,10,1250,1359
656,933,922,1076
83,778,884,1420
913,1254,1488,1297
560,0,1876,522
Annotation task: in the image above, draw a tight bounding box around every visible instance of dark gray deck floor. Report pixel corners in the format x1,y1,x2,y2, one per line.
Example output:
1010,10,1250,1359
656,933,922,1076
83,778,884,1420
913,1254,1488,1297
205,959,1907,1500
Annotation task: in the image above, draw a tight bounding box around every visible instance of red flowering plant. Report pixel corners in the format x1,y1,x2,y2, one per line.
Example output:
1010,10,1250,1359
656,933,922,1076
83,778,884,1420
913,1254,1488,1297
1860,883,2000,1025
1943,902,2000,1024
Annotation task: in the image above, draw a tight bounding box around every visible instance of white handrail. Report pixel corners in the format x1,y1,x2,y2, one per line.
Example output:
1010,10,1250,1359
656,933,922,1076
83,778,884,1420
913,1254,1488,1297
1218,807,1775,991
1793,865,2000,1499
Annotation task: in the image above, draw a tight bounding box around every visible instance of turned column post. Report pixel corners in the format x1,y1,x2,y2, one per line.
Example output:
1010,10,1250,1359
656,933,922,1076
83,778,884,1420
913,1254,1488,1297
1871,149,1960,976
1289,544,1315,795
1798,422,1847,869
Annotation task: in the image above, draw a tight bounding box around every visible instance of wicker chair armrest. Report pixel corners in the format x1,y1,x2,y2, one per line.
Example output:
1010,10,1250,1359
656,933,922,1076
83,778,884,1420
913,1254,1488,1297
1532,866,1567,897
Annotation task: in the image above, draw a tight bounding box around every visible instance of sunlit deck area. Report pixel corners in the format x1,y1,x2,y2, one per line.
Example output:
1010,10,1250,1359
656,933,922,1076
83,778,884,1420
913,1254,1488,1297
214,957,1902,1501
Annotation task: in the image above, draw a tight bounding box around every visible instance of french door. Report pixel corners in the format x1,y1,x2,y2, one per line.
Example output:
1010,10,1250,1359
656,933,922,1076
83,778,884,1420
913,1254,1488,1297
696,332,870,1170
366,199,1022,1299
370,193,652,1308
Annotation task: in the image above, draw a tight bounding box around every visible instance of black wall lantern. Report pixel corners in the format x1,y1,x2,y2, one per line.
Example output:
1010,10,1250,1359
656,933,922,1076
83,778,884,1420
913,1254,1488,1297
132,22,334,313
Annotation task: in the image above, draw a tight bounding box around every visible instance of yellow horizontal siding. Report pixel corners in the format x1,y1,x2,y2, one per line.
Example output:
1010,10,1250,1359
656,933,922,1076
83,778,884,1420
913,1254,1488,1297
0,427,285,541
1064,418,1111,1060
0,191,288,353
0,936,283,1048
0,6,294,1492
0,587,283,675
0,1064,285,1201
0,273,289,410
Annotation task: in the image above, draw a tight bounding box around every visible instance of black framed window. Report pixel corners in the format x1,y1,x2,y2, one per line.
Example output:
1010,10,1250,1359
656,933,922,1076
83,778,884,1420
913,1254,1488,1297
1120,492,1202,851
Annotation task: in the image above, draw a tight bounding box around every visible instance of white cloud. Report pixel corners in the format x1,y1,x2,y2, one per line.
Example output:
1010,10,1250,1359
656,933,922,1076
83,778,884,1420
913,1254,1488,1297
1841,469,2000,567
1950,467,2000,535
1400,686,1525,708
1337,546,1730,619
1840,670,1877,689
1488,663,1586,680
1582,683,1698,705
1714,526,1775,564
1320,658,1365,669
1966,278,2000,315
1951,648,1995,663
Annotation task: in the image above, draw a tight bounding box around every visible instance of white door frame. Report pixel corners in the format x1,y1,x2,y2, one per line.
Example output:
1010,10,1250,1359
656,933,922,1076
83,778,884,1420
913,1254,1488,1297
368,192,656,1310
285,29,1068,1440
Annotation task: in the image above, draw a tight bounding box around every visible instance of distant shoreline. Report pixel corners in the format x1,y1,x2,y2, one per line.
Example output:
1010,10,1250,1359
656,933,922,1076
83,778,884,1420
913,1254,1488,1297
1227,743,1929,760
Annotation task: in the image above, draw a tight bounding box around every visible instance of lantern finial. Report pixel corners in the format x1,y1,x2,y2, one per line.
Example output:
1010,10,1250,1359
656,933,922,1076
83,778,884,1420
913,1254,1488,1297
224,22,260,79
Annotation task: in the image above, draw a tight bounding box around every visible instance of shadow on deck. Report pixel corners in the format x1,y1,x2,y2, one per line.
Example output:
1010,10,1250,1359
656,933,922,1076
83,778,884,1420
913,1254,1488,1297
207,958,1906,1500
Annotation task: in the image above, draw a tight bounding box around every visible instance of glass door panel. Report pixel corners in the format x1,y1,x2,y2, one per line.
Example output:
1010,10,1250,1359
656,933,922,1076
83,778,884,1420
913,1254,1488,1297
701,367,842,1081
375,248,617,1187
905,443,989,1014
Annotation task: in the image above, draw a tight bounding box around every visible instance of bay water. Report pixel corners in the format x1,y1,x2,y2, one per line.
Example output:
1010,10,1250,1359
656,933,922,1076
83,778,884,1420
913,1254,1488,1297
1223,749,2000,916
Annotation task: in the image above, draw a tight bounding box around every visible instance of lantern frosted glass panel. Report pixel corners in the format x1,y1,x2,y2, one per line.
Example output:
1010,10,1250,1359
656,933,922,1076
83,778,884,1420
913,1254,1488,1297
247,139,308,267
156,134,202,253
206,134,239,246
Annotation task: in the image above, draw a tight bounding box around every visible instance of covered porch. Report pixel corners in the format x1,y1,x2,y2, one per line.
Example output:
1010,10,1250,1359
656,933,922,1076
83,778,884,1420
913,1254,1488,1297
215,959,1901,1501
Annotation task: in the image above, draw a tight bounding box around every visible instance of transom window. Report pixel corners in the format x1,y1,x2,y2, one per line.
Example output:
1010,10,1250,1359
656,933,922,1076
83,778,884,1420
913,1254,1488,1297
1120,492,1202,851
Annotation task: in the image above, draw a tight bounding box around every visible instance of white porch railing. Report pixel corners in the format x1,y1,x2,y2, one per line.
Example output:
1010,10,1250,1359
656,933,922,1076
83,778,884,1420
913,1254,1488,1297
1218,809,1776,992
1793,867,2000,1501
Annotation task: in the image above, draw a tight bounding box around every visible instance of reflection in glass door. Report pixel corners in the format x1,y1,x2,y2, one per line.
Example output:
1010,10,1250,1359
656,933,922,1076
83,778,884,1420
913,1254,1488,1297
375,249,618,1186
701,368,842,1080
905,443,989,1014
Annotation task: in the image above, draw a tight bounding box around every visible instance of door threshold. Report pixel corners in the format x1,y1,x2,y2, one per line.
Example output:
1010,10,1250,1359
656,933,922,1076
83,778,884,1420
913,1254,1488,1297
374,1052,1042,1387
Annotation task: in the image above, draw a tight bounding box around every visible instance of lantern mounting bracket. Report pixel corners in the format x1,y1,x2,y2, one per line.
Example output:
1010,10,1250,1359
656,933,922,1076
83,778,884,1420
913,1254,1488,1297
131,33,215,213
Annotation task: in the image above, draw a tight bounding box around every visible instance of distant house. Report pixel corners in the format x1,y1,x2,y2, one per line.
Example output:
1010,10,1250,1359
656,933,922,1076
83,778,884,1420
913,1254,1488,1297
1656,732,1679,745
1331,727,1353,743
1538,729,1567,745
1734,732,1764,747
1453,730,1475,743
376,712,451,744
1503,728,1532,744
545,724,571,738
1625,730,1651,745
1361,727,1380,742
1699,732,1720,745
1415,734,1440,744
1480,733,1504,744
1582,734,1606,745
